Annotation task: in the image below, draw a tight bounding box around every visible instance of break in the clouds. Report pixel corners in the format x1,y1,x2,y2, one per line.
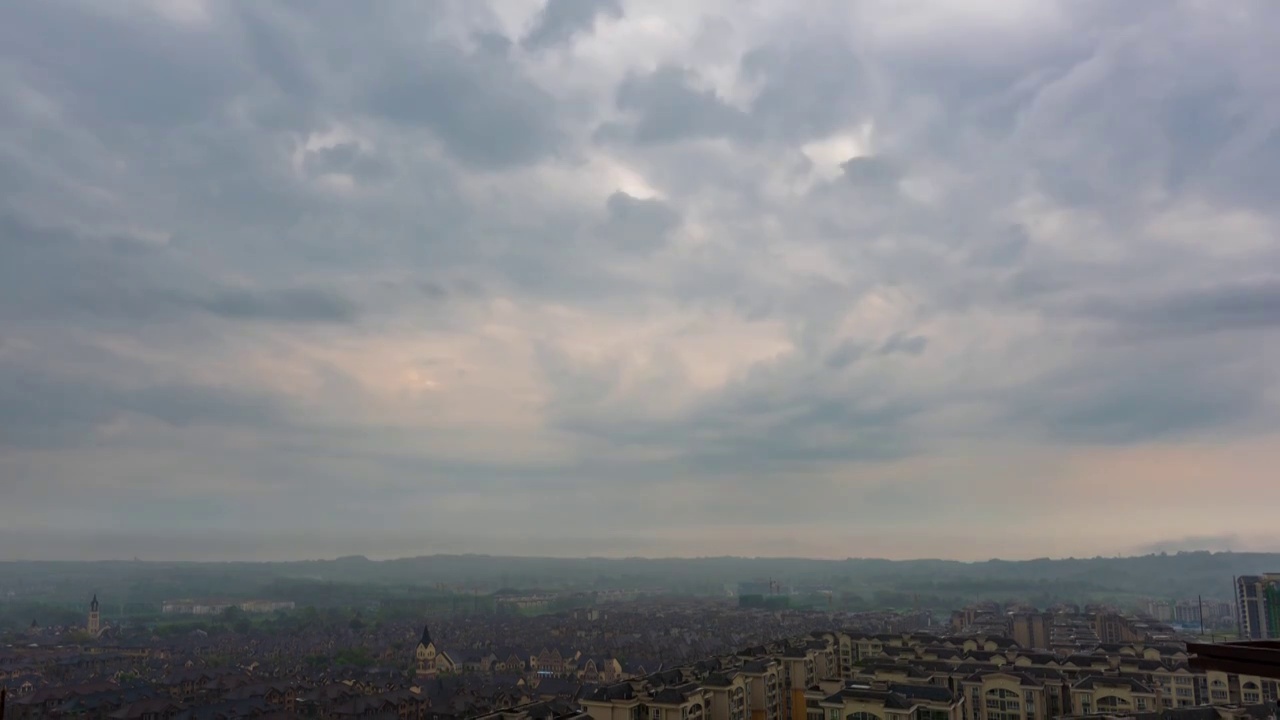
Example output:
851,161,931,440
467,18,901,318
2,0,1280,561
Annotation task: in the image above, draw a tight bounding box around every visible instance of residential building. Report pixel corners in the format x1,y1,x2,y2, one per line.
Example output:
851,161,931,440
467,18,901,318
1237,576,1280,640
1070,676,1160,716
1011,614,1052,651
703,670,751,720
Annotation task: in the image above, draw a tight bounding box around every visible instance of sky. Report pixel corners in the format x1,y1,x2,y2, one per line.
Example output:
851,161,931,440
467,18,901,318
2,0,1279,562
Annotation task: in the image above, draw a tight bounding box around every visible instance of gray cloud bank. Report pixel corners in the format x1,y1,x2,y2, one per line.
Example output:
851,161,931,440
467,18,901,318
1,0,1278,560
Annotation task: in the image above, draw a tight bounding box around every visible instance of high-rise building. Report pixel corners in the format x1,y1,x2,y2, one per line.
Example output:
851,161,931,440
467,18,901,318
1235,574,1280,640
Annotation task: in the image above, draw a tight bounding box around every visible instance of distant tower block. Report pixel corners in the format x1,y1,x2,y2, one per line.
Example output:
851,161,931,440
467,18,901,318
88,594,101,636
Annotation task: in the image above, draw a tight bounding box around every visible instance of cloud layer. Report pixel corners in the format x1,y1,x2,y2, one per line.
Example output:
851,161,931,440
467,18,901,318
2,0,1279,561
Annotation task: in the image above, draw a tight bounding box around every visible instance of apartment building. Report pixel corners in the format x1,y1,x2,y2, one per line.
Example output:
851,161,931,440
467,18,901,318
576,615,1276,720
1237,575,1280,640
788,639,840,716
1069,675,1160,715
739,658,782,720
959,670,1068,720
582,679,711,720
702,671,750,720
1011,614,1052,651
1204,668,1280,706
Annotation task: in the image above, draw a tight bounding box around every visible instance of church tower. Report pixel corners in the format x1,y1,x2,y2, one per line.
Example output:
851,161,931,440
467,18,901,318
88,594,100,636
414,623,455,678
415,624,437,677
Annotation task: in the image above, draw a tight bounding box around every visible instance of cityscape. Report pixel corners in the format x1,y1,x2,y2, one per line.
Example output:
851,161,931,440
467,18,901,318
3,557,1280,718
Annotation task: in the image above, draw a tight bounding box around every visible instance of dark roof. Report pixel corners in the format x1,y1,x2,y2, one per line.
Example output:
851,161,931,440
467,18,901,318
740,659,776,674
1189,641,1280,680
1073,675,1154,693
534,677,581,699
822,687,913,711
650,682,701,705
702,671,741,688
889,684,954,703
584,683,636,702
1096,701,1280,720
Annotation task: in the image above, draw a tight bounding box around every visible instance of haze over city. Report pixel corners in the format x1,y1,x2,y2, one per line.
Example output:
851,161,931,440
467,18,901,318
3,0,1280,562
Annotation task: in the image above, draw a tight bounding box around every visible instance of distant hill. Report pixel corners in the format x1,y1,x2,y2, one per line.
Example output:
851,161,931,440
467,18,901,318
0,551,1271,612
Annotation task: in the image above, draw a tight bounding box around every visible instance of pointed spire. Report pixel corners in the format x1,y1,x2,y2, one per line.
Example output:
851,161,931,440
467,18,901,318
91,594,99,610
420,624,432,647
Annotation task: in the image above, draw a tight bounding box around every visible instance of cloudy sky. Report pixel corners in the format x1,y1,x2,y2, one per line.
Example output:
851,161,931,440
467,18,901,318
2,0,1279,562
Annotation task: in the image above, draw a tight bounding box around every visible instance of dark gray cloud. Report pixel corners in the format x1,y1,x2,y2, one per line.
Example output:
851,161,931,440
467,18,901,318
0,2,248,129
521,0,623,51
601,34,868,148
538,334,927,473
1085,281,1280,337
967,224,1029,267
824,340,865,370
602,191,680,253
196,287,358,323
0,214,357,325
0,363,280,450
879,334,928,357
366,46,563,167
741,35,867,142
1007,342,1267,446
601,66,749,144
842,156,900,189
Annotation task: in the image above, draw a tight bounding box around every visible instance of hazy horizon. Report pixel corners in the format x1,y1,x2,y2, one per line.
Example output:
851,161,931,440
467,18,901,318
3,1,1279,561
3,532,1279,564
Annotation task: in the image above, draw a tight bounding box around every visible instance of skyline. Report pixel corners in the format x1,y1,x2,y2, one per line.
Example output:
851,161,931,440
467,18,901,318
2,543,1280,566
2,0,1280,562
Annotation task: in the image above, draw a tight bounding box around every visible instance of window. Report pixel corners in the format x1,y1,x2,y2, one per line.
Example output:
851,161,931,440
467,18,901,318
652,708,662,720
987,689,1017,699
1096,696,1130,711
1244,692,1260,704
